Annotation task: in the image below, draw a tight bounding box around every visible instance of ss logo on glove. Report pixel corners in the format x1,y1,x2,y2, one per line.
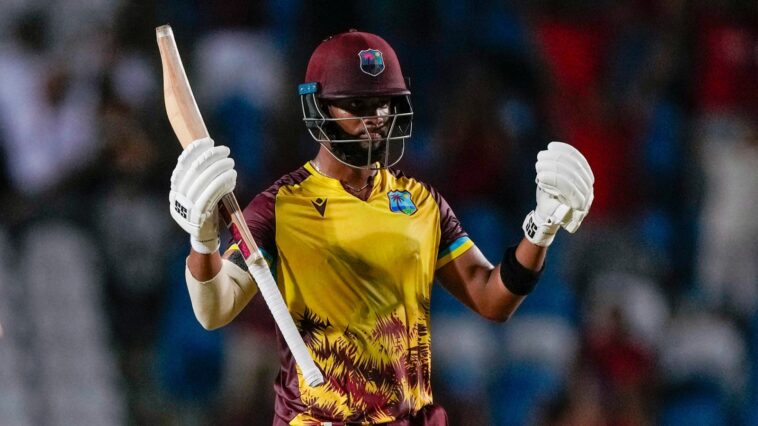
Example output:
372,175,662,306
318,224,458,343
525,216,537,239
174,200,188,219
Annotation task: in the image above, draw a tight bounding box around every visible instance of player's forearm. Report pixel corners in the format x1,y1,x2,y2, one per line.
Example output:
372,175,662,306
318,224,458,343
185,258,259,330
437,247,528,322
481,239,545,321
514,237,547,271
187,249,223,281
479,266,527,322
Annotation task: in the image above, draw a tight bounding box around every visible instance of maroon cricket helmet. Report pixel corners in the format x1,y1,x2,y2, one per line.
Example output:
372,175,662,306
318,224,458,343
304,30,410,99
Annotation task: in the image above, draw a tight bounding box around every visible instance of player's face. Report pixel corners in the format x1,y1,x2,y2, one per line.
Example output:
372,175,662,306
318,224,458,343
327,97,391,141
313,95,409,169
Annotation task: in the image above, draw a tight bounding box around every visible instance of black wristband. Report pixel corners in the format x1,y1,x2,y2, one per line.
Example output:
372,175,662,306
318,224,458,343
500,245,543,296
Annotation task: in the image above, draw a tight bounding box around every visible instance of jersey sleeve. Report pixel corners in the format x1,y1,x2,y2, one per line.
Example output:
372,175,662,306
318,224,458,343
427,185,474,269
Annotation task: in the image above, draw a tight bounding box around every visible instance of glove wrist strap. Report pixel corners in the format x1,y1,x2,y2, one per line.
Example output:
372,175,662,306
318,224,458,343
190,235,220,254
522,210,560,247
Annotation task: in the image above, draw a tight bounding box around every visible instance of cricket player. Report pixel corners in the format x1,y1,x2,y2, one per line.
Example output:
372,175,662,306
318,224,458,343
169,30,594,425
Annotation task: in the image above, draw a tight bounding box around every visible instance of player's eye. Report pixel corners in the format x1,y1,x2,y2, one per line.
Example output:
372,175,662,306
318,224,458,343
333,98,390,115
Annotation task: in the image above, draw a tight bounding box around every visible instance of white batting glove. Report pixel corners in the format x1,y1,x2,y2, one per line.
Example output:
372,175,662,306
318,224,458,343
169,137,237,254
523,142,595,247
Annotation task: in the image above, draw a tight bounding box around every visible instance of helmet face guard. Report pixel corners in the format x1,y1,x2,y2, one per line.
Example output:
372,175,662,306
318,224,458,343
299,82,413,169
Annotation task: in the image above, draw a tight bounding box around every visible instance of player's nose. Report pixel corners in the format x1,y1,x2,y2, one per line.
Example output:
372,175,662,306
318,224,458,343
364,109,386,127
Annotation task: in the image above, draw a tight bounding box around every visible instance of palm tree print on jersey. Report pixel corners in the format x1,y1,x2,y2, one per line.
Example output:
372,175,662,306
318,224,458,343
295,303,432,423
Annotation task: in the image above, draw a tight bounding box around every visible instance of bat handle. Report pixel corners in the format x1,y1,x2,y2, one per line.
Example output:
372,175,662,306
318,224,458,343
221,193,263,262
248,260,325,387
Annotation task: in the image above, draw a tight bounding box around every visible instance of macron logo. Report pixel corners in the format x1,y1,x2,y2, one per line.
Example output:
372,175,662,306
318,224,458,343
311,198,327,217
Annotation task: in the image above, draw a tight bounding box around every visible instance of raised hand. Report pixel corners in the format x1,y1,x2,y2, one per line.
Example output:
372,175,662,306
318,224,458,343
169,137,237,253
523,142,594,247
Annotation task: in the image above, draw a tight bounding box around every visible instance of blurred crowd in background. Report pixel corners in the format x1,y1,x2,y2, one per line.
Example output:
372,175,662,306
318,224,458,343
0,1,756,425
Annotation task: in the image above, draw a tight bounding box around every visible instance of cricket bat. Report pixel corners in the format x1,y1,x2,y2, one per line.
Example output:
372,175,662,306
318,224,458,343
156,24,323,387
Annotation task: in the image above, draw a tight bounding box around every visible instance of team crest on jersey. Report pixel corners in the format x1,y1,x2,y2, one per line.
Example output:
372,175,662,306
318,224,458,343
387,190,417,215
358,49,385,76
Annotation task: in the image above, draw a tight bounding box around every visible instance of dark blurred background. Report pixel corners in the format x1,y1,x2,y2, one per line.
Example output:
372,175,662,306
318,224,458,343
0,1,756,425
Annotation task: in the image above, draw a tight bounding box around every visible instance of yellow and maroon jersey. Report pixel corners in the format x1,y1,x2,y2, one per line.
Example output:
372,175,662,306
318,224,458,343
229,162,473,425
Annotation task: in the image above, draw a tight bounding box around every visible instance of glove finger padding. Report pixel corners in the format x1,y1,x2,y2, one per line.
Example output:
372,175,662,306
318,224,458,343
191,168,237,223
535,159,591,206
179,145,231,196
171,138,214,191
547,142,595,183
187,156,235,202
536,171,587,210
536,152,593,196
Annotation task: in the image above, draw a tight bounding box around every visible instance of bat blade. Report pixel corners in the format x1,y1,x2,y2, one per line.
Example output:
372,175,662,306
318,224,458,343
156,25,209,147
